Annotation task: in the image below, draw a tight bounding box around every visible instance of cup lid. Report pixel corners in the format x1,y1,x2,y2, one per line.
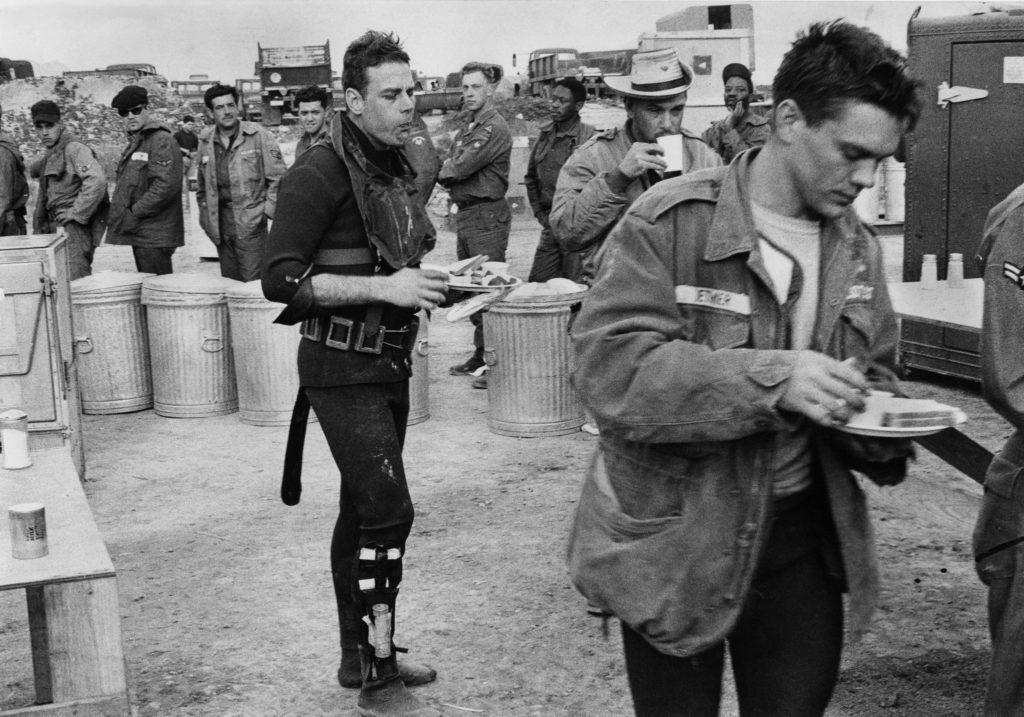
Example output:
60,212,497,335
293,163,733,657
0,408,28,422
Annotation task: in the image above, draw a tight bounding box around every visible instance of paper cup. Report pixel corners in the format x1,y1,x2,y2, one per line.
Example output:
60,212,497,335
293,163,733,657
656,134,684,173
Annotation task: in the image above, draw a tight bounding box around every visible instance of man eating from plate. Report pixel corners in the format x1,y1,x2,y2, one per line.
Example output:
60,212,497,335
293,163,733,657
567,21,921,716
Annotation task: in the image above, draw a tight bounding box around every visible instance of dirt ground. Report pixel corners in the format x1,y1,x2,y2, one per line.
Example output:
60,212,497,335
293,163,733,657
0,192,1006,716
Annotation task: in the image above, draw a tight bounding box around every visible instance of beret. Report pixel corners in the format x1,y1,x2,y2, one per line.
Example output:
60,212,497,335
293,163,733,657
30,99,60,123
111,85,148,110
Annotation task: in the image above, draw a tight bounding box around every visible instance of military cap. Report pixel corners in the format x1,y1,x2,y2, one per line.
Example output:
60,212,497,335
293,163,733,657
111,85,149,110
30,99,60,123
721,63,754,93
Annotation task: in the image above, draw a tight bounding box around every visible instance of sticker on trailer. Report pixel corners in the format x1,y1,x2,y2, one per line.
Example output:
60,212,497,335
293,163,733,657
1004,57,1024,84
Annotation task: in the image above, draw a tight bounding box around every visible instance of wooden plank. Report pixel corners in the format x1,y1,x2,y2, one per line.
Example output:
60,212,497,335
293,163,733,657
26,585,53,705
0,693,129,716
914,428,994,484
887,278,983,330
0,449,114,591
42,577,127,703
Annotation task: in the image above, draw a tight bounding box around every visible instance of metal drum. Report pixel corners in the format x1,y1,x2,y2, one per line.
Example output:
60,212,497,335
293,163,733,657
483,289,587,437
407,312,429,426
70,271,154,414
225,280,307,426
883,158,906,223
141,274,240,418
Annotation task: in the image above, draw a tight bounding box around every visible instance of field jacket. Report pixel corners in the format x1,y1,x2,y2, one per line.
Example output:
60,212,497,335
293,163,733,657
195,120,286,244
437,104,511,205
32,129,107,234
549,122,721,257
0,133,28,225
567,148,911,657
702,112,771,164
106,115,184,247
524,115,596,221
974,183,1024,583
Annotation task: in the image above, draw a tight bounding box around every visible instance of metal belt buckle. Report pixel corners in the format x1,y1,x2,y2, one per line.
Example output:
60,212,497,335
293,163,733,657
325,316,355,350
353,322,386,354
301,318,323,342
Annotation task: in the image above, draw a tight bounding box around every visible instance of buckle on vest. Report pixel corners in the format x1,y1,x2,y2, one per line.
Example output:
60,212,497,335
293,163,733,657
325,316,355,350
353,323,386,354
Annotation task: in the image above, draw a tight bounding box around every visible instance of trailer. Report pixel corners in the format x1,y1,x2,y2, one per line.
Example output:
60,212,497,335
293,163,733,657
256,41,332,125
526,48,601,98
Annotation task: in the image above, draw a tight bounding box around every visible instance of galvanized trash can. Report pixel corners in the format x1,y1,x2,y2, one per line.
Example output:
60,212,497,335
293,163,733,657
70,271,154,414
407,311,429,426
483,288,587,437
225,280,309,427
141,274,241,418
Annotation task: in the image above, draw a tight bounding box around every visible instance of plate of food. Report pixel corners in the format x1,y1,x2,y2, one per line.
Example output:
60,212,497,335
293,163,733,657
838,394,967,438
447,272,522,292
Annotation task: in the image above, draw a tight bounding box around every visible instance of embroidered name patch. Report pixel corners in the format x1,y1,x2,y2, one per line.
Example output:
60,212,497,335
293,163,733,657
675,285,751,315
845,284,874,302
1003,261,1024,288
131,151,148,161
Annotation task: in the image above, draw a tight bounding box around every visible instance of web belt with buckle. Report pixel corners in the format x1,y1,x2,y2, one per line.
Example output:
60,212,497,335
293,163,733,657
300,316,413,354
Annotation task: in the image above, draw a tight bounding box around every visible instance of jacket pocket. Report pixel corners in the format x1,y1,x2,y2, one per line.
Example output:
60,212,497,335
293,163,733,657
686,306,750,350
974,453,1024,584
838,302,874,359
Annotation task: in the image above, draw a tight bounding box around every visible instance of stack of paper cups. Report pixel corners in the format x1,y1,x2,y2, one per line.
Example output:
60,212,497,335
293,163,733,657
9,503,48,559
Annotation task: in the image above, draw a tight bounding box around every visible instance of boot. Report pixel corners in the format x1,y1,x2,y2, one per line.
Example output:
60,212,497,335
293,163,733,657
356,655,441,717
338,645,437,689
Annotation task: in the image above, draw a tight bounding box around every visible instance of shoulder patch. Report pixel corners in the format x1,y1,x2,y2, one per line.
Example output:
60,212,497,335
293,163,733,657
270,148,282,159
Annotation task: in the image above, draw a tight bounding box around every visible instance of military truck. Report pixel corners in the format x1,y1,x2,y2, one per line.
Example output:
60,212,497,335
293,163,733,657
256,41,332,125
526,48,601,98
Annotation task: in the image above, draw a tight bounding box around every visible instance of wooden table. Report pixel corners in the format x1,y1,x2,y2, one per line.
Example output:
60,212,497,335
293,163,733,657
1,449,129,716
886,278,991,484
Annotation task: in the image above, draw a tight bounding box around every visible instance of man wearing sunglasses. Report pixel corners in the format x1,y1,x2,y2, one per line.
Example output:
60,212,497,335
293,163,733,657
105,85,184,275
30,99,108,280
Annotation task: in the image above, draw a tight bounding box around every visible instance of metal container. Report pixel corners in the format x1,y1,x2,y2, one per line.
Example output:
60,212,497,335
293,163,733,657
483,289,587,437
882,158,906,223
225,280,306,426
70,271,154,414
407,312,429,426
141,274,241,418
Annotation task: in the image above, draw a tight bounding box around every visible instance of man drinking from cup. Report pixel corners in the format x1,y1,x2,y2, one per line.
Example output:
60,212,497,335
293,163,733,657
549,47,721,283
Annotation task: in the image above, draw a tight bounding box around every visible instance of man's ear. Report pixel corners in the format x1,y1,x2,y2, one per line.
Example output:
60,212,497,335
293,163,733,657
345,88,363,116
772,98,803,145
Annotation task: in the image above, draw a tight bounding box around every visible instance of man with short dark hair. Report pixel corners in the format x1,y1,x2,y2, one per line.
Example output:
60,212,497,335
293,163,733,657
524,77,595,282
550,48,721,283
438,61,512,379
263,29,444,717
0,101,29,236
195,83,286,281
105,85,184,275
568,21,921,716
294,84,332,157
30,99,108,279
702,62,770,163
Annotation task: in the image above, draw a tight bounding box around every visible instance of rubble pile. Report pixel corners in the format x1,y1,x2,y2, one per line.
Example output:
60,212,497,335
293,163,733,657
0,75,194,171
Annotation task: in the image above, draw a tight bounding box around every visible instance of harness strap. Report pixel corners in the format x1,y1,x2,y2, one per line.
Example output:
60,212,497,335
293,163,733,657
281,388,310,506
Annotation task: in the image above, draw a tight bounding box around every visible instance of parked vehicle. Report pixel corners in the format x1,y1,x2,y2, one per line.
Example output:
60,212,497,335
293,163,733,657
0,58,33,82
526,48,601,98
256,41,332,125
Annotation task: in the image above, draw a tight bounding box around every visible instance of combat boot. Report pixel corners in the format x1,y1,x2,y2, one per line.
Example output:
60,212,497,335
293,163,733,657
338,607,437,689
356,655,441,717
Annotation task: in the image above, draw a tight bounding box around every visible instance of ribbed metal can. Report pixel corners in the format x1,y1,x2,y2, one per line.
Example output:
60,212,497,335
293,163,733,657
483,289,587,437
141,274,240,417
71,271,154,414
225,280,306,426
407,312,429,426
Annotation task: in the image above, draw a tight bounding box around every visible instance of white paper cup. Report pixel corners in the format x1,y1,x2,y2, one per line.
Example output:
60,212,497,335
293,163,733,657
656,134,684,173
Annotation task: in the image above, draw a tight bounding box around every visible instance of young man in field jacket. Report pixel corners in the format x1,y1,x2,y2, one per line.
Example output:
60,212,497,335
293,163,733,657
30,99,107,280
567,22,921,716
549,48,721,284
262,30,445,717
0,102,29,236
106,85,184,275
196,83,286,282
524,77,595,282
973,183,1024,716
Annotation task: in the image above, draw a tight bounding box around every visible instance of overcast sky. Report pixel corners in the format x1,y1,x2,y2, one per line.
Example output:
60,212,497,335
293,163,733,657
1,0,988,85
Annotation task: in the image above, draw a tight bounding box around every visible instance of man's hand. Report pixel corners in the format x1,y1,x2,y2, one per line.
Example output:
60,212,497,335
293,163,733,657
385,267,448,311
53,207,71,225
778,352,870,427
722,102,745,131
617,142,667,179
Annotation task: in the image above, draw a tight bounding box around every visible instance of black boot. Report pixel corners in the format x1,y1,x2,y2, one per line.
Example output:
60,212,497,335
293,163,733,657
356,654,441,717
338,607,436,689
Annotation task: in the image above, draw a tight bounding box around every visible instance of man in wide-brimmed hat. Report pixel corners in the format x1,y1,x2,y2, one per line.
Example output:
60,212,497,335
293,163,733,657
703,62,771,163
549,47,721,283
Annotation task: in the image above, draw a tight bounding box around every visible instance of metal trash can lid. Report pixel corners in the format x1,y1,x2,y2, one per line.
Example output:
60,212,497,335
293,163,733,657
141,274,242,305
71,271,154,295
225,279,268,300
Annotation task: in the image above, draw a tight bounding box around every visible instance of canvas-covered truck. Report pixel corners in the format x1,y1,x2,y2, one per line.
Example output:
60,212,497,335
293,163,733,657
527,48,602,98
256,41,331,125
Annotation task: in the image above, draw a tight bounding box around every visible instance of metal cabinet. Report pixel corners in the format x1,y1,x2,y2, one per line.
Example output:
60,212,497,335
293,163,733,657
0,234,84,477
